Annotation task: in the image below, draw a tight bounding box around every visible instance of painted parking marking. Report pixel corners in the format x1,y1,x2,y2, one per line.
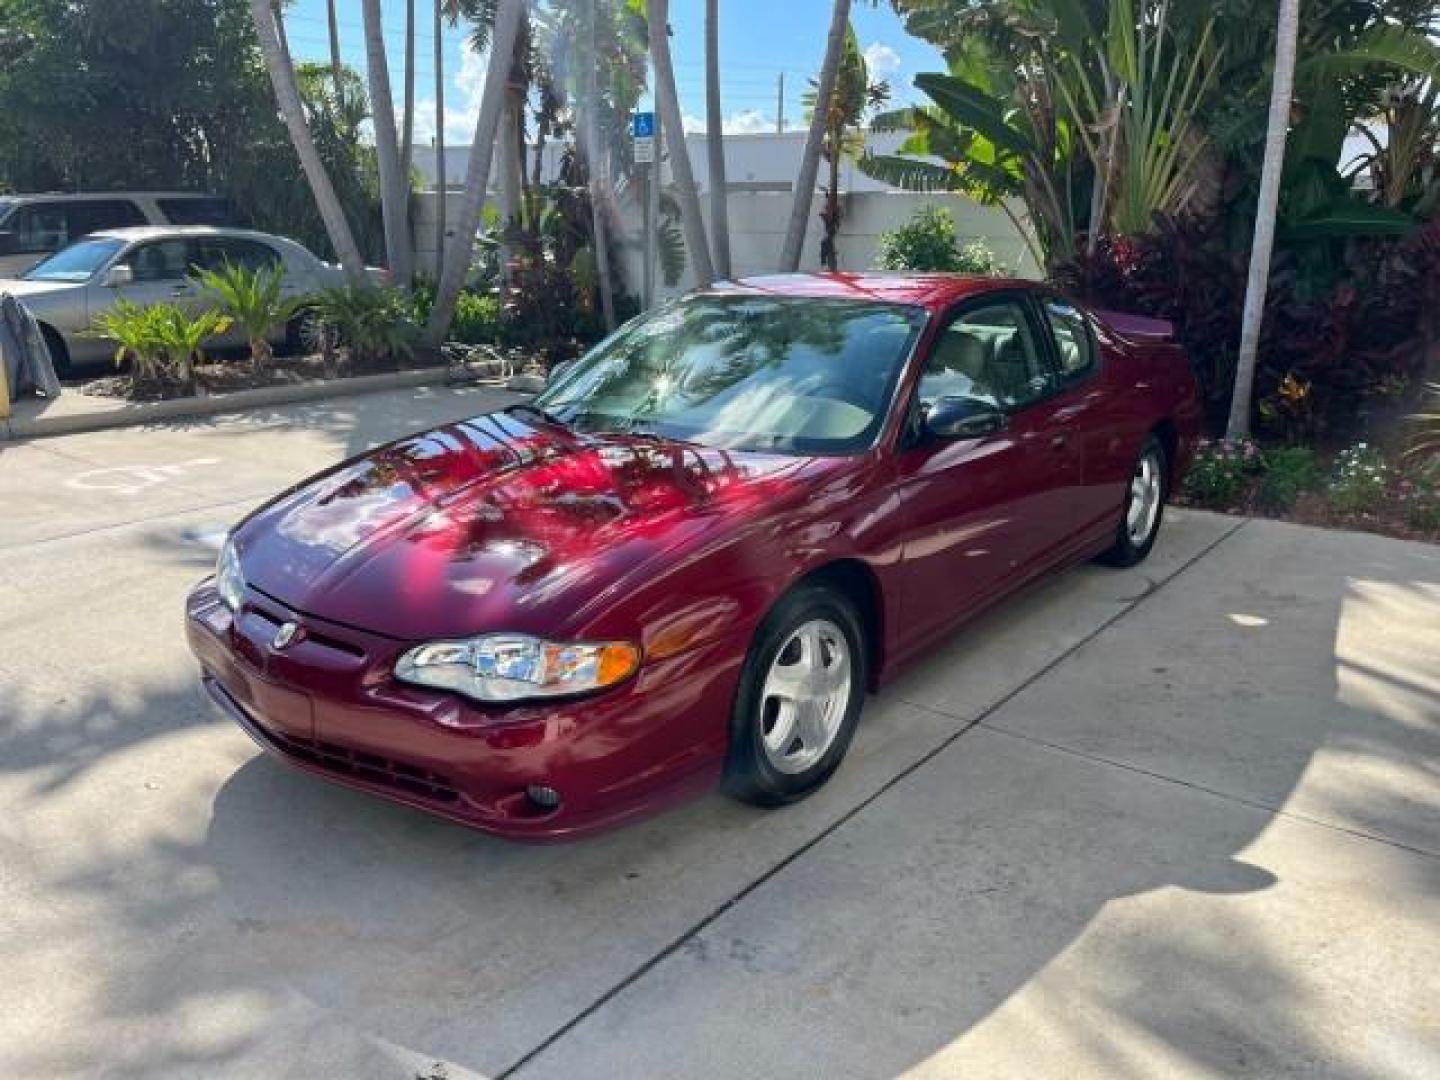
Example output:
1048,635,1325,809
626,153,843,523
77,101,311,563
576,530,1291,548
65,457,222,495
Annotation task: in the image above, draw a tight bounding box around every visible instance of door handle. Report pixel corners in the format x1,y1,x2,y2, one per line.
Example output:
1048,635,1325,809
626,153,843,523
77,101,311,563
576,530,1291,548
1049,433,1069,451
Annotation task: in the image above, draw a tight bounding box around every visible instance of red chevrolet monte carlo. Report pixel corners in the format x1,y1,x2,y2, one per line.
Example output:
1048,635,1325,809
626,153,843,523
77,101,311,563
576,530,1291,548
187,273,1199,839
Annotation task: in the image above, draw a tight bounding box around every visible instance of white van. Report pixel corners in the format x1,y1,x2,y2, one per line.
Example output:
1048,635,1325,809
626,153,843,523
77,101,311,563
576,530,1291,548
0,193,232,278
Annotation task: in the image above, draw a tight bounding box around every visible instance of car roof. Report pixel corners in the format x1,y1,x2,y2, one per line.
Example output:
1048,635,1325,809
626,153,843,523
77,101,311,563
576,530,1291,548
84,225,297,246
716,272,1039,312
0,191,221,202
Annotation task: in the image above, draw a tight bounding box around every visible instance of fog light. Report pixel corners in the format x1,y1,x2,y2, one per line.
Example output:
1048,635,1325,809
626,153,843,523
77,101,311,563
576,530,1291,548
526,784,561,811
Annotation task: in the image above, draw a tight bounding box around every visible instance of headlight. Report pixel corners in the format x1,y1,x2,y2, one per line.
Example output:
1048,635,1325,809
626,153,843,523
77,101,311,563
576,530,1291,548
216,538,245,612
395,634,641,704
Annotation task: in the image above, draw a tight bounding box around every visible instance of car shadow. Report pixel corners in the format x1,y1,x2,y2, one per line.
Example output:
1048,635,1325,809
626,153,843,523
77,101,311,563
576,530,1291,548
2,523,1436,1078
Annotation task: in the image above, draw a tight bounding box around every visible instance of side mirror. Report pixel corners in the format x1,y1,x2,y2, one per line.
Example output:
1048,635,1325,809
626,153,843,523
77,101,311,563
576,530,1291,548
924,396,1008,440
101,264,134,288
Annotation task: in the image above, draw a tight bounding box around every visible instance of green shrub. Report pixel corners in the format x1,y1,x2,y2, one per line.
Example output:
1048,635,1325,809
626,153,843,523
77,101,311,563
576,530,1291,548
310,283,421,368
194,262,306,370
86,299,231,389
450,291,502,344
1256,446,1321,513
876,205,1002,275
1182,438,1264,508
1327,443,1389,515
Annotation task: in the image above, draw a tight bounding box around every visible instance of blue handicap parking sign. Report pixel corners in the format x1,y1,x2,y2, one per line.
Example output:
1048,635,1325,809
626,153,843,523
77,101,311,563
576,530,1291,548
631,112,656,139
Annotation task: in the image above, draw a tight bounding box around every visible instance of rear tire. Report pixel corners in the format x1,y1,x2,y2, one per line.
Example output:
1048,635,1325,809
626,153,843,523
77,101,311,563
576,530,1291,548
723,584,867,806
1098,434,1168,568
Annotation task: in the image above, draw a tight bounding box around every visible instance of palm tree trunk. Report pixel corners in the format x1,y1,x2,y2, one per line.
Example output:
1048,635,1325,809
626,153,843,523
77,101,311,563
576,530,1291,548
583,0,617,330
647,0,714,288
326,0,343,89
498,95,522,289
1228,0,1300,439
426,0,525,345
704,0,731,278
433,0,446,279
250,0,366,280
402,0,416,176
362,0,414,285
779,0,850,272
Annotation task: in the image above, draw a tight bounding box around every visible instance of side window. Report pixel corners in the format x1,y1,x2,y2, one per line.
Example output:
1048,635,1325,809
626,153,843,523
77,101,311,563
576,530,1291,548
10,203,69,253
67,200,146,237
122,239,193,283
919,300,1053,413
1043,298,1097,380
194,238,282,274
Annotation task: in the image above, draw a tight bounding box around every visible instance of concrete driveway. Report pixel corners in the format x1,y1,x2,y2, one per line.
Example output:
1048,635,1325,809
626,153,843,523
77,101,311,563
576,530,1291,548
1,387,1436,1079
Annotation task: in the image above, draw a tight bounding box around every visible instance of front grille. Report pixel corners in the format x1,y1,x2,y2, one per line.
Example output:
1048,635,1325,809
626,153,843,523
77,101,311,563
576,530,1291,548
269,729,461,804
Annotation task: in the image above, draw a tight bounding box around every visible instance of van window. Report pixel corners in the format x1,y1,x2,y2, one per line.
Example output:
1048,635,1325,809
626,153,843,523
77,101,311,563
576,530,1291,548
68,200,146,236
157,197,232,226
8,203,69,254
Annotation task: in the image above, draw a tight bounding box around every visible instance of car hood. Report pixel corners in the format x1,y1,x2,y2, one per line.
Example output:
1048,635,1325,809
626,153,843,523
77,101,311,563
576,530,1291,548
235,411,827,641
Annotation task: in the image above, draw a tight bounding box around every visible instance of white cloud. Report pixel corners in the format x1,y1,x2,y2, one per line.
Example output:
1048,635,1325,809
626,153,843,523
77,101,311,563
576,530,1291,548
682,109,777,136
863,42,902,81
411,43,490,146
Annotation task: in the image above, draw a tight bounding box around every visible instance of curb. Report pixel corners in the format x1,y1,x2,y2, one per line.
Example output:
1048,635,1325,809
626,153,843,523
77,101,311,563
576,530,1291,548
2,366,506,441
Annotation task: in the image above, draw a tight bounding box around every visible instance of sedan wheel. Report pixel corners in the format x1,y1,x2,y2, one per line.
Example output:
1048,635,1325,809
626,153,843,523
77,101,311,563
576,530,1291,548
1099,434,1168,568
725,585,866,805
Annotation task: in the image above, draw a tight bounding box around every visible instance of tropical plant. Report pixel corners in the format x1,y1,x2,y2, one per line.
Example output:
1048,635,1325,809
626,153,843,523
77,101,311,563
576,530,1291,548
361,0,414,285
876,205,1002,273
195,262,307,371
1327,442,1390,514
451,291,503,344
781,0,853,271
804,23,889,270
1257,445,1322,513
705,0,731,278
646,0,714,286
313,284,422,369
1227,0,1299,440
428,0,526,345
249,0,366,280
87,300,231,392
1182,437,1264,509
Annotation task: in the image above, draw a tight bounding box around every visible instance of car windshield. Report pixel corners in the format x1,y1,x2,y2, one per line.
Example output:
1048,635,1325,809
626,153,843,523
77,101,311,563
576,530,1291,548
534,295,927,454
21,237,125,282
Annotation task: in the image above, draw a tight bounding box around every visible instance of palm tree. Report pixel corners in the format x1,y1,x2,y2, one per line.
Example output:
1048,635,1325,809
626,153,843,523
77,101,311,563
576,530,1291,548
434,0,447,279
426,0,526,344
646,0,715,288
808,23,887,271
1228,0,1301,439
402,0,417,179
583,0,618,330
249,0,366,280
704,0,731,278
325,0,343,89
780,0,851,272
361,0,415,285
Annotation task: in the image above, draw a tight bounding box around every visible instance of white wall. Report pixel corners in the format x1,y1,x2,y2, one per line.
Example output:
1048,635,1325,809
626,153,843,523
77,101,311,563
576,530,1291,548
410,189,1040,296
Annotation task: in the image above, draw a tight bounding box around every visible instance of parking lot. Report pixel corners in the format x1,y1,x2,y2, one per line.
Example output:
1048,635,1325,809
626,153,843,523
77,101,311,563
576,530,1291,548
1,386,1437,1079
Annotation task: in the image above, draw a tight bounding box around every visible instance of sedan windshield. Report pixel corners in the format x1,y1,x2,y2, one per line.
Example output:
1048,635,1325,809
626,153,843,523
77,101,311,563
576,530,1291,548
21,237,125,283
535,296,927,454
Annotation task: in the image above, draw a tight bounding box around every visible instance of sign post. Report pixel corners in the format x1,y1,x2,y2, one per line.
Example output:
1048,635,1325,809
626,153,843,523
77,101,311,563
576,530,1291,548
632,110,658,309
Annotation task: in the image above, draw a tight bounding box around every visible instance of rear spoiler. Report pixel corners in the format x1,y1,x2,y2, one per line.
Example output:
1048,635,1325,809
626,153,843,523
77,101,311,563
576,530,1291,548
1095,309,1176,344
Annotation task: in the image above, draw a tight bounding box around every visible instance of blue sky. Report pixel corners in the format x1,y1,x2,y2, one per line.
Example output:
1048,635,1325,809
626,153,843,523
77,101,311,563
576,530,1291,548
284,1,946,143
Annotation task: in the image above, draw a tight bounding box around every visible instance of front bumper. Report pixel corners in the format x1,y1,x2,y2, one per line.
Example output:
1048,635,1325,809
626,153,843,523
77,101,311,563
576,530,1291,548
186,580,743,840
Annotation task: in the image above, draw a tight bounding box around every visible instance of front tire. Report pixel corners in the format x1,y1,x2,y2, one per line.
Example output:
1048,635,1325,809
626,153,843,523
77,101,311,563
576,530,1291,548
723,584,867,806
1098,434,1168,568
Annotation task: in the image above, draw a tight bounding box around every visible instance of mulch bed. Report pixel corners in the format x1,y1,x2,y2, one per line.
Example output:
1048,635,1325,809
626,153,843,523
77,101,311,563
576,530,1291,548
72,350,443,402
1176,488,1439,545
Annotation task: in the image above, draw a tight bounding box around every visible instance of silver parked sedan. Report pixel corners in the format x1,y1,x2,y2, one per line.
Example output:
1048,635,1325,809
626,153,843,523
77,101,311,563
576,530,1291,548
0,226,347,375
